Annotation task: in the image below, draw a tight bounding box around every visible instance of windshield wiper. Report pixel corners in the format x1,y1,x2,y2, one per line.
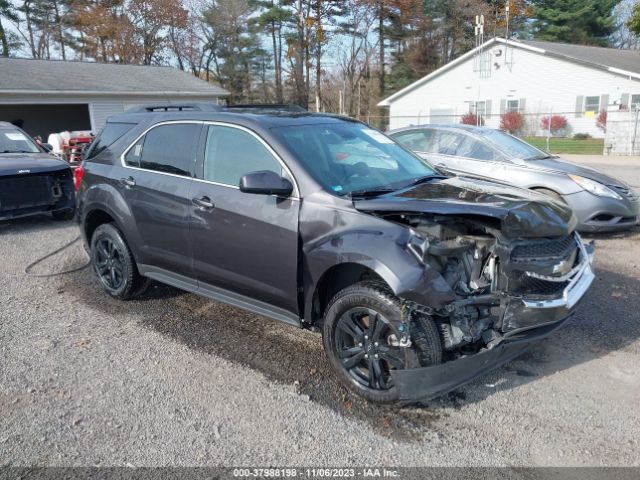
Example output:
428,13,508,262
1,150,32,154
526,154,553,160
404,174,448,187
347,187,397,198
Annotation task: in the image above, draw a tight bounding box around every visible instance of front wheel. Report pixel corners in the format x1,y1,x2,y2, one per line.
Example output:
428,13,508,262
322,282,442,404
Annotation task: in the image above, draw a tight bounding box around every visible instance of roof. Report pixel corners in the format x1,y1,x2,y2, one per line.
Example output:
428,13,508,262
379,38,640,106
0,57,229,97
520,40,640,76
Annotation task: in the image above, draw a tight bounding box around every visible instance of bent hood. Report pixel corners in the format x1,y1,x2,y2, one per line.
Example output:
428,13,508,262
523,157,628,187
354,177,577,238
0,153,70,175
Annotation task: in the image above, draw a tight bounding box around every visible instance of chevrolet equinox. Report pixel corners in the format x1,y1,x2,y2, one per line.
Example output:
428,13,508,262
76,104,595,403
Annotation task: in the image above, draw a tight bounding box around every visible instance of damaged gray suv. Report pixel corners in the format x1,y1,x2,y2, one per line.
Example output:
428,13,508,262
76,104,595,403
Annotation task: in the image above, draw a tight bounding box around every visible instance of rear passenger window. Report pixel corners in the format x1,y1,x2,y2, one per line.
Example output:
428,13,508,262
393,130,435,153
86,122,135,160
126,123,200,176
203,125,283,186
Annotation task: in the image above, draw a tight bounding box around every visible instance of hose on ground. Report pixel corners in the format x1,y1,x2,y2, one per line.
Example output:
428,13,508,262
24,236,91,277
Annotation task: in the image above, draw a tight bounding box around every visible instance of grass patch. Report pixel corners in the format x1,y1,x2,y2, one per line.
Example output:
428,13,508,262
523,137,604,155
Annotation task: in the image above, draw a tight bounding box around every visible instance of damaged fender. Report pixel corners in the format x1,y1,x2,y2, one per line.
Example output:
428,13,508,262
299,192,457,324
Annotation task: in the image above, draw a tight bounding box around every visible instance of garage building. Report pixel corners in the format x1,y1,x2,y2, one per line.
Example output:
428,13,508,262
0,57,229,139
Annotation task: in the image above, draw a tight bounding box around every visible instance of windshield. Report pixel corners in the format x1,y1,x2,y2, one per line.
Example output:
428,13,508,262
272,122,437,196
0,129,40,154
483,130,549,160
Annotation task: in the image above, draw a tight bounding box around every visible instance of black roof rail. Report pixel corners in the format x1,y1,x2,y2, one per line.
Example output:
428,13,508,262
125,103,223,113
224,104,307,112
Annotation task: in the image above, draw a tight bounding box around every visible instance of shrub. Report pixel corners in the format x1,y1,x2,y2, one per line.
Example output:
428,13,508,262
540,115,568,135
596,110,607,132
500,111,525,134
573,133,592,140
460,112,484,126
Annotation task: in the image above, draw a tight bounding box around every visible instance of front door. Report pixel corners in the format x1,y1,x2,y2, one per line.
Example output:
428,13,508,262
119,122,202,274
189,123,300,317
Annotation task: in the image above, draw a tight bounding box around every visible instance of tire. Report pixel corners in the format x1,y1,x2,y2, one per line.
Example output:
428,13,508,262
534,188,566,204
52,209,75,221
322,281,442,404
90,223,145,300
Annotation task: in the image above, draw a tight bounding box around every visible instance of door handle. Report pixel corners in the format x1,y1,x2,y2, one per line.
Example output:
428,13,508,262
192,196,215,210
120,176,136,188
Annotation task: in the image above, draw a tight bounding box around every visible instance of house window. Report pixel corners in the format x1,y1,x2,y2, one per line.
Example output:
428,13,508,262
584,96,600,113
631,94,640,110
506,99,520,113
473,101,486,117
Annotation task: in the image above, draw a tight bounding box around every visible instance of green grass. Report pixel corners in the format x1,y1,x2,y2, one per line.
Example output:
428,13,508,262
523,137,604,155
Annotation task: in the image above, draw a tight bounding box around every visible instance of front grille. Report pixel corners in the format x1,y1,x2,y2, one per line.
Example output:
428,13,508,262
516,276,569,296
0,175,55,211
511,235,577,262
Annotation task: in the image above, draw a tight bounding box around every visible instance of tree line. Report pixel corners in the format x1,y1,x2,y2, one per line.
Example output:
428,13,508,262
0,0,636,119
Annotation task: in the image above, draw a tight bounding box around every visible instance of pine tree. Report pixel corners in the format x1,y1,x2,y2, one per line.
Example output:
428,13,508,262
532,0,622,46
628,0,640,37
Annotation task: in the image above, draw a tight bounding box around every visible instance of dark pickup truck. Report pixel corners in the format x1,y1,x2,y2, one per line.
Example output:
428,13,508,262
76,105,595,403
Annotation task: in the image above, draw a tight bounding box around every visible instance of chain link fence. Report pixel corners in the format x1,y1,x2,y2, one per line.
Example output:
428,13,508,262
352,109,640,156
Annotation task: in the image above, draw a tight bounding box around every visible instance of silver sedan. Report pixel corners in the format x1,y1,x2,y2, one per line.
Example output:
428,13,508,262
389,124,640,233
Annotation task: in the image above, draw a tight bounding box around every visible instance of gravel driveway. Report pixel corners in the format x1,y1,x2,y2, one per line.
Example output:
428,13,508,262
1,158,639,468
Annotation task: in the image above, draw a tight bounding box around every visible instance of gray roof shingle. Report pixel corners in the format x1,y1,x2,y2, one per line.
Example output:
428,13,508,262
520,40,640,75
0,57,229,96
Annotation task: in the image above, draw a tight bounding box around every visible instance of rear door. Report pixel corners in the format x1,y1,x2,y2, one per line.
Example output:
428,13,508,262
119,121,202,275
189,123,300,318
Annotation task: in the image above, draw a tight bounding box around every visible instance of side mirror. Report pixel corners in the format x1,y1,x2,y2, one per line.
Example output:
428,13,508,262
41,143,54,152
239,170,294,197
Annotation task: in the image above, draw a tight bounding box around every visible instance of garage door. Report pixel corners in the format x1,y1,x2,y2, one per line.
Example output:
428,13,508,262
90,103,125,133
0,104,91,139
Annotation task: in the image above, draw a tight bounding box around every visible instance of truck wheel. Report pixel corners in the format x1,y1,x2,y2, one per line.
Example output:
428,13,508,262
90,223,145,300
322,281,442,404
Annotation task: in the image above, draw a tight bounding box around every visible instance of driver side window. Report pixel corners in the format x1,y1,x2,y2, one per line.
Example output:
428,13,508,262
204,125,284,187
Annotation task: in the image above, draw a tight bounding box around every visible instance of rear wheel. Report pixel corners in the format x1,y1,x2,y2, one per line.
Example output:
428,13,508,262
90,223,146,300
322,281,442,403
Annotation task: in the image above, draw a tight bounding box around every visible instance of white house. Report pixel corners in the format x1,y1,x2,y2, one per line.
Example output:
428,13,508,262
378,38,640,139
0,58,229,139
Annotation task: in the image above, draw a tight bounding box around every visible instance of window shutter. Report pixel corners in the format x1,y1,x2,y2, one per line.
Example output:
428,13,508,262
621,93,630,108
485,100,492,119
500,99,507,114
600,94,610,111
575,96,584,118
519,98,526,113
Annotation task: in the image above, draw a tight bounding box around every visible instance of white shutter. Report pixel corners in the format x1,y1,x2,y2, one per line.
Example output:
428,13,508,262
89,102,125,133
575,96,584,118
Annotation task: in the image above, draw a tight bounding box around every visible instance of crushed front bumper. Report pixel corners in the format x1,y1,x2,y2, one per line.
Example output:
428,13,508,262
390,318,569,401
390,236,595,402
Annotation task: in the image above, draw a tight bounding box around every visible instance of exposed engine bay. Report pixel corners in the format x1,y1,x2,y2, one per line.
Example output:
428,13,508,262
380,212,594,357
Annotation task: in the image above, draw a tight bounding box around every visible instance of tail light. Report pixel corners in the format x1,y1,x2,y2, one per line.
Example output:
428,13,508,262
74,164,85,191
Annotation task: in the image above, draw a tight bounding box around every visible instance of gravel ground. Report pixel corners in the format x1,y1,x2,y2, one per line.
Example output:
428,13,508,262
1,157,639,468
